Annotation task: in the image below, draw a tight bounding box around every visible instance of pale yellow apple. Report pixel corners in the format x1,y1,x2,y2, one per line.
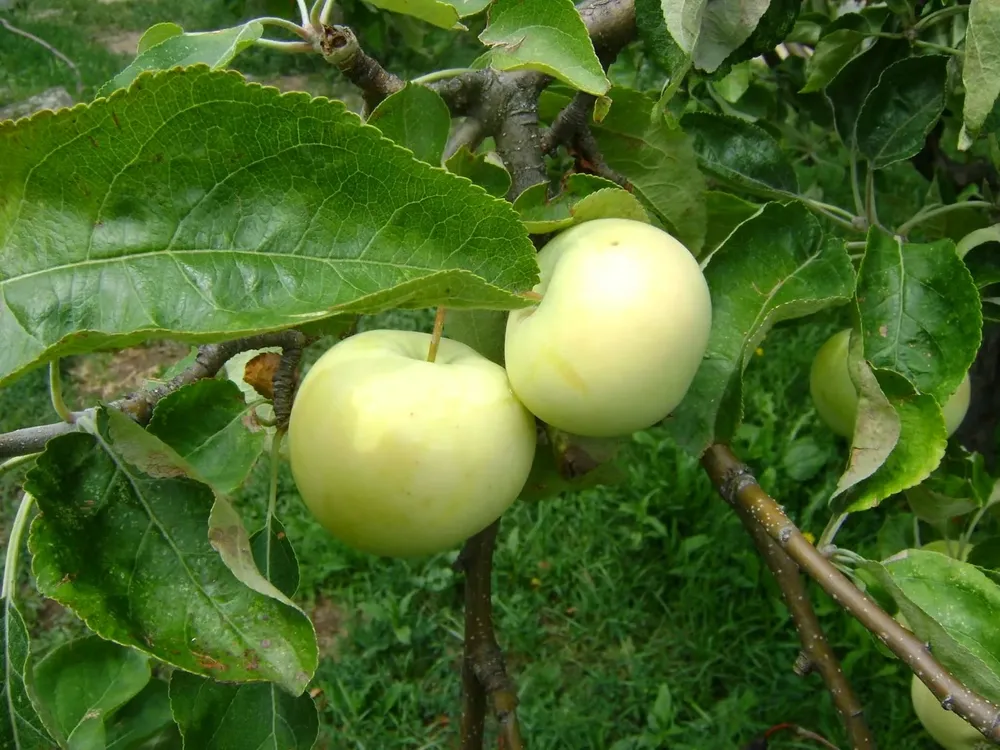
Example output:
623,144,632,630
911,675,989,750
504,218,712,438
810,328,971,439
287,330,537,557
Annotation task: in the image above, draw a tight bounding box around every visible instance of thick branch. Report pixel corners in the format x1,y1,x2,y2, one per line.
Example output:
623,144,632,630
320,25,403,111
577,0,637,61
702,444,1000,745
734,505,874,750
457,520,523,750
0,331,308,460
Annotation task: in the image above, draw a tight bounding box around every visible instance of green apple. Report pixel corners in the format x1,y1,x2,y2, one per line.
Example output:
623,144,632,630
911,675,989,750
810,328,971,439
504,218,712,438
286,329,537,557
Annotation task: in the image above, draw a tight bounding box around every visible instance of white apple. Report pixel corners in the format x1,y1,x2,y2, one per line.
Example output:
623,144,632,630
504,218,712,438
286,329,537,557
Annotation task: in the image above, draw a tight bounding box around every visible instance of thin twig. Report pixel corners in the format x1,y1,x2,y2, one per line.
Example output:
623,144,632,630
444,117,489,162
702,443,1000,745
541,92,596,155
0,18,83,97
897,200,993,236
319,25,403,112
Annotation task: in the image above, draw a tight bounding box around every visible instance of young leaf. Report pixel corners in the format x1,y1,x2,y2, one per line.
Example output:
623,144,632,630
0,67,538,388
704,190,759,254
250,516,300,600
667,202,855,456
866,550,1000,705
682,112,798,196
367,83,452,165
856,56,949,169
170,671,318,750
98,22,264,96
0,601,54,750
444,146,511,198
105,679,179,750
444,309,507,365
905,446,992,525
24,409,319,695
963,0,1000,140
147,379,268,496
634,0,690,77
32,636,151,748
513,174,649,233
364,0,490,29
855,230,982,403
479,0,610,95
661,0,772,74
799,29,867,93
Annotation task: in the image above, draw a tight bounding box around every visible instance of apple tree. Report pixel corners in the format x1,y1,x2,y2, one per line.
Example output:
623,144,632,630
2,0,1000,748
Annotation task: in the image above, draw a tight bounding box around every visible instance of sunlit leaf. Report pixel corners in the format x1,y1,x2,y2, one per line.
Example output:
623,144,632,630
963,0,1000,140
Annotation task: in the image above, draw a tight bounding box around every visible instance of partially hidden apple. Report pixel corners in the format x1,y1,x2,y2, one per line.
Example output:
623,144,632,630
911,674,988,750
287,329,537,557
504,218,712,438
810,328,971,439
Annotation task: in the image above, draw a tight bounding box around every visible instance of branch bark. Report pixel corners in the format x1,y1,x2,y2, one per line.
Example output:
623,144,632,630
0,331,308,460
319,24,404,111
457,520,523,750
733,505,874,749
702,443,1000,746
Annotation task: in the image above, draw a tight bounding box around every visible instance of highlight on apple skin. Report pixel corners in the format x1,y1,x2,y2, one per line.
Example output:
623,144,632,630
809,328,971,439
504,218,713,438
286,329,537,558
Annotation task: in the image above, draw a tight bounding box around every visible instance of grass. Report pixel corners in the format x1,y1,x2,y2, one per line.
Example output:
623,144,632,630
0,1,942,747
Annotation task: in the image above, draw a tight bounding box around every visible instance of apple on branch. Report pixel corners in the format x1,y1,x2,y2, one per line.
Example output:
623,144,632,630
287,329,537,557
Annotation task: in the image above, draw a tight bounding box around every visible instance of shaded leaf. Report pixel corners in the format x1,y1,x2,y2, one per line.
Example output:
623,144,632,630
0,600,54,750
661,0,772,74
905,446,993,525
520,433,626,503
513,174,649,233
33,636,150,748
479,0,610,95
856,56,949,169
800,29,866,93
170,671,318,750
98,23,263,96
667,202,855,456
444,146,511,198
25,409,318,695
0,67,538,387
634,0,690,76
367,83,451,165
703,190,760,254
250,516,300,600
444,309,507,365
105,679,179,750
148,379,267,496
963,0,1000,139
682,112,798,196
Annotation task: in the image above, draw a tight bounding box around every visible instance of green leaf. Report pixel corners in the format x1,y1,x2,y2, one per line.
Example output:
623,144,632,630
364,0,490,28
800,29,867,93
98,23,264,96
0,67,538,388
24,409,319,695
105,680,179,750
147,379,267,496
250,516,301,600
905,445,992,525
634,0,690,75
957,224,1000,261
367,83,452,165
513,174,649,233
585,87,707,254
866,550,1000,704
661,0,773,74
170,671,318,750
520,432,626,503
444,146,511,198
719,0,799,74
479,0,610,95
704,190,760,254
856,56,949,169
33,636,151,748
667,202,855,456
855,229,982,403
444,309,507,365
1,601,54,750
963,0,1000,139
682,112,798,196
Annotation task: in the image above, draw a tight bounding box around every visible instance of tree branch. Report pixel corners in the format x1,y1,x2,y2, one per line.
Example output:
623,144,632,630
0,331,308,460
0,19,83,97
733,505,874,749
577,0,637,61
319,24,403,111
456,520,523,750
492,73,550,201
702,443,1000,745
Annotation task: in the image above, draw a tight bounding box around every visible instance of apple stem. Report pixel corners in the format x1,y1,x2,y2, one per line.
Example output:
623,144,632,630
427,306,447,363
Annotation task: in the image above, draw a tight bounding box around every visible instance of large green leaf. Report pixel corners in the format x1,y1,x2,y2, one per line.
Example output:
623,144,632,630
479,0,610,95
0,67,538,387
170,672,318,750
250,515,300,600
800,29,867,93
0,600,54,750
32,636,151,749
98,23,263,96
24,409,319,695
513,174,649,233
682,112,798,197
667,202,855,456
364,0,491,29
105,680,179,750
963,0,1000,140
856,56,949,169
367,83,452,165
660,0,772,74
